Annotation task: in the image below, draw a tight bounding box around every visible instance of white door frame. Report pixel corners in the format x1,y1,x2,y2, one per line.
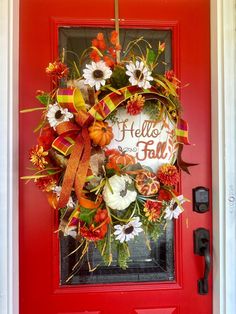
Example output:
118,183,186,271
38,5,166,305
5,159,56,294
0,0,235,313
211,0,236,313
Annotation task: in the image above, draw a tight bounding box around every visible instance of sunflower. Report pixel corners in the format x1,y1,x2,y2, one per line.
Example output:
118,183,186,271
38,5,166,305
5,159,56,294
164,195,185,220
83,61,112,91
125,61,153,89
114,217,143,243
46,103,73,129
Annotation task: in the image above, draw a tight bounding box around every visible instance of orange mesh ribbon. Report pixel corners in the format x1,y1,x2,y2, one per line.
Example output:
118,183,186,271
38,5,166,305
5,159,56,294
57,133,84,209
74,128,91,200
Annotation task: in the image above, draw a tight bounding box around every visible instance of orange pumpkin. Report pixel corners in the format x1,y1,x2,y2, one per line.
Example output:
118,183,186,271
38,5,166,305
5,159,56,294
88,121,113,147
110,151,136,167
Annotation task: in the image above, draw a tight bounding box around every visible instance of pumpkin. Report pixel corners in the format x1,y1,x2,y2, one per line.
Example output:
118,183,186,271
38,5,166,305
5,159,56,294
110,151,135,167
106,148,136,171
88,121,113,147
135,171,160,196
103,174,137,210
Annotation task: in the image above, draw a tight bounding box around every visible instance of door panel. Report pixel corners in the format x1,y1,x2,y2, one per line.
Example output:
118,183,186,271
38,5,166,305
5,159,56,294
19,0,211,313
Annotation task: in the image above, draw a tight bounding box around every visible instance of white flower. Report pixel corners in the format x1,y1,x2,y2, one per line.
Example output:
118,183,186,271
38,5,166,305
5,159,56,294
53,186,75,209
126,61,153,89
114,217,143,243
164,195,185,220
46,103,73,129
64,225,77,239
83,61,112,91
103,174,137,210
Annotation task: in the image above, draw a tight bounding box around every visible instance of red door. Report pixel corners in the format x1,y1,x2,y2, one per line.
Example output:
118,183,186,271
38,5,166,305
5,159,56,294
19,0,212,313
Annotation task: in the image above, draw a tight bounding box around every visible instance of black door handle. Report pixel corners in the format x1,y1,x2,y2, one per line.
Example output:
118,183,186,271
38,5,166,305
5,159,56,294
194,228,211,294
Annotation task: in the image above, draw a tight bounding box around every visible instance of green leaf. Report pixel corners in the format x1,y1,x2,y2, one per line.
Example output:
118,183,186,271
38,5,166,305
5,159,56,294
79,207,96,224
117,242,130,269
146,48,156,66
36,93,51,106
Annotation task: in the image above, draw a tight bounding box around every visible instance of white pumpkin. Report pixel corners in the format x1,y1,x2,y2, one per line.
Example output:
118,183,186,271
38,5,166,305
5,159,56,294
103,174,137,211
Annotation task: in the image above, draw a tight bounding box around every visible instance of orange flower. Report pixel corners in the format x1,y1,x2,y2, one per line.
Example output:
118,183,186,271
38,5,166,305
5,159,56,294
97,33,104,41
158,42,165,53
92,33,106,51
126,93,145,115
110,31,117,45
37,126,56,150
108,47,117,59
46,61,69,79
158,188,173,202
35,175,58,192
164,70,180,89
90,49,101,62
29,145,48,169
103,55,115,67
157,164,179,186
143,200,162,222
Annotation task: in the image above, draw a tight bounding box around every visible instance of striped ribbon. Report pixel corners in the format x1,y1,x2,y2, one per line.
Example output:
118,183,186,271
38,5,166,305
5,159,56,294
57,87,86,113
175,118,191,145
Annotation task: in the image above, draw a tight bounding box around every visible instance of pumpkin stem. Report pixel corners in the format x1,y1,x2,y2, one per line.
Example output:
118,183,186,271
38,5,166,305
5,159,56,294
118,145,127,155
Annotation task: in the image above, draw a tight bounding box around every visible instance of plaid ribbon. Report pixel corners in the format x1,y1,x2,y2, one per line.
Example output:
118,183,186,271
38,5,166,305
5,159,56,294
175,118,191,145
57,87,86,113
88,85,168,120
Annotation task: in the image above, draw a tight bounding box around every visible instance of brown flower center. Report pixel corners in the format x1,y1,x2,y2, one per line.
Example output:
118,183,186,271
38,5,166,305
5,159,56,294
172,202,178,211
124,225,134,234
93,69,104,79
134,69,144,81
55,110,64,120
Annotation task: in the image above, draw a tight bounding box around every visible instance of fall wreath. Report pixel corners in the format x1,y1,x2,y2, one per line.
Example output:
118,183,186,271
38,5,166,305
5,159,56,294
22,31,195,274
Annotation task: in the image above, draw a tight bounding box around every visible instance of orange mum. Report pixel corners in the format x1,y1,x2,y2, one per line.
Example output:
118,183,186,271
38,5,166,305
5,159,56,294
157,164,179,186
143,200,162,222
29,145,48,169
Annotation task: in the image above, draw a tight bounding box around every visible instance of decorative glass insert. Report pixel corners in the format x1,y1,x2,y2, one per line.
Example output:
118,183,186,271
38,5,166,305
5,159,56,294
58,27,174,285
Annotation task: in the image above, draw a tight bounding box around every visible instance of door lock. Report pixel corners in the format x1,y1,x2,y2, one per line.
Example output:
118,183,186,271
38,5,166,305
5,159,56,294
194,228,211,294
193,186,209,213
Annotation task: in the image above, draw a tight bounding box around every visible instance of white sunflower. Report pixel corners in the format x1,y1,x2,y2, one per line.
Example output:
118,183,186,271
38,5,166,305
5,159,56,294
126,60,153,89
114,217,143,243
46,103,73,129
53,185,75,209
83,61,112,91
164,195,185,220
103,174,137,211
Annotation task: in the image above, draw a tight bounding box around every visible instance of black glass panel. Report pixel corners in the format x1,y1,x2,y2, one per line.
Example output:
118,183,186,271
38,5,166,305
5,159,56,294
59,27,172,74
58,27,174,285
60,221,174,285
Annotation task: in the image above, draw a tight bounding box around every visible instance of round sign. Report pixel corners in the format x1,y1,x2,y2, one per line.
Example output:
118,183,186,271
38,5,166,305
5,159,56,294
108,108,178,172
